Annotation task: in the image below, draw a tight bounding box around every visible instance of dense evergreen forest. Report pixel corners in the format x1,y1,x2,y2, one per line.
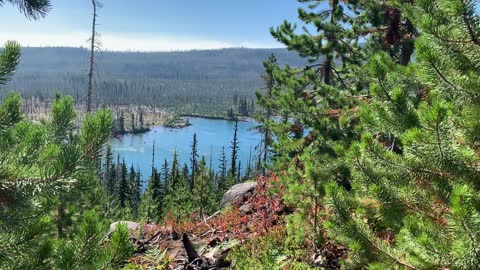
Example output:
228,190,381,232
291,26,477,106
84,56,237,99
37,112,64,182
0,47,305,116
1,0,479,269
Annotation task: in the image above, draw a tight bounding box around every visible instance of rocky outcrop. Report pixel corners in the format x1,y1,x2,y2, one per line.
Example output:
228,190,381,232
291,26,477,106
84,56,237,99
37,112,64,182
108,221,140,234
220,182,257,208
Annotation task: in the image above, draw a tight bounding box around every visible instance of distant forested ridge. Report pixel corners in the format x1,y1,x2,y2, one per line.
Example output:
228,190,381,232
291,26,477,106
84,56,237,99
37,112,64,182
0,47,305,116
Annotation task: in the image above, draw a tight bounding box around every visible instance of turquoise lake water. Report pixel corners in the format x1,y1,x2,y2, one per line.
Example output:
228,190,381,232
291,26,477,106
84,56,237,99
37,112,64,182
109,117,261,180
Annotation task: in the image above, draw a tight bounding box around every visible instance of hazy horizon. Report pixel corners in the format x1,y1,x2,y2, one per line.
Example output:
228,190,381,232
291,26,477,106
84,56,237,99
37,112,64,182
0,0,317,51
9,44,288,53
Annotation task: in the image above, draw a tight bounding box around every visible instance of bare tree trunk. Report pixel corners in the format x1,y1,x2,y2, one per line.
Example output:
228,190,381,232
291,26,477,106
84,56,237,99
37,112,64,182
323,57,332,85
262,129,269,176
399,20,415,66
87,0,98,113
57,201,66,239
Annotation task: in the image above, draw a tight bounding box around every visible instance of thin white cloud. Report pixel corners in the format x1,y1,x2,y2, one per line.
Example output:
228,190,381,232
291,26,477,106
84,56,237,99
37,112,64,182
0,32,278,51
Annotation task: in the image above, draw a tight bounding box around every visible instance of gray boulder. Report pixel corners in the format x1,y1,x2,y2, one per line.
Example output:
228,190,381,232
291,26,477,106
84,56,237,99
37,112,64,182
239,203,252,214
220,182,257,208
108,221,140,234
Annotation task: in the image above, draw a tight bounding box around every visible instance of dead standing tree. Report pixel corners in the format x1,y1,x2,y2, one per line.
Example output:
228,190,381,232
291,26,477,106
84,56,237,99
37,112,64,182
87,0,101,113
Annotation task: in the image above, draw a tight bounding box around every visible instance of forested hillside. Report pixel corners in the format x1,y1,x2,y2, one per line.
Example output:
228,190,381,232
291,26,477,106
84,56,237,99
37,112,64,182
0,47,305,116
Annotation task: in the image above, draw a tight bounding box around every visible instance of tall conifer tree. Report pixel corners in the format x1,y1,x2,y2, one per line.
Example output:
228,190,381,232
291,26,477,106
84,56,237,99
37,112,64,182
162,158,169,186
117,158,129,209
254,54,278,176
230,120,239,180
129,164,141,219
192,156,215,218
217,146,228,196
190,133,199,191
261,0,372,250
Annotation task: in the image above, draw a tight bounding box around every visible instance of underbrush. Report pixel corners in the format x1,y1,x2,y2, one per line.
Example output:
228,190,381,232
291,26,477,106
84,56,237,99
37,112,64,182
229,229,315,270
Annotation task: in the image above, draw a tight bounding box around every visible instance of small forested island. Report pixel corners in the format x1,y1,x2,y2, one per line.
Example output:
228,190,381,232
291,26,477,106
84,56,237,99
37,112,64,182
1,0,479,270
163,115,191,128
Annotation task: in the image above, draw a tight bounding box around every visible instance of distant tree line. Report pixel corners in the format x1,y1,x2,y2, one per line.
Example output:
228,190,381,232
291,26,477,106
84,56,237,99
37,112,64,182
0,47,305,117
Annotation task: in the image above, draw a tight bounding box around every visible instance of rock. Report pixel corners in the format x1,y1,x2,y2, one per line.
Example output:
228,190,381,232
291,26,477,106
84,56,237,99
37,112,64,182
108,221,140,234
239,203,252,214
220,182,257,208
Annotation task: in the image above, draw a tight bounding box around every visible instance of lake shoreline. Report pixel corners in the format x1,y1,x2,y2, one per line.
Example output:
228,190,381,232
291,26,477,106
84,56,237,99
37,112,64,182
179,114,253,123
113,127,152,138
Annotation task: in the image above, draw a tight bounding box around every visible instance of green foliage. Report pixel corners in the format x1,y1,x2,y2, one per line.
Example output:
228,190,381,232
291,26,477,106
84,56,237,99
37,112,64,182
124,248,170,270
0,41,21,85
0,0,50,83
117,159,129,208
251,0,480,268
323,1,480,268
261,0,371,252
55,211,134,270
0,0,51,20
0,92,22,131
230,231,315,270
163,172,193,222
254,54,279,176
192,156,216,217
229,120,239,181
0,94,133,269
189,133,199,190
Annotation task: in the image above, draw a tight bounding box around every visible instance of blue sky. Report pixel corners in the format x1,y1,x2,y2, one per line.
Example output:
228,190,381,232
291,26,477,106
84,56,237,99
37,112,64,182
0,0,304,51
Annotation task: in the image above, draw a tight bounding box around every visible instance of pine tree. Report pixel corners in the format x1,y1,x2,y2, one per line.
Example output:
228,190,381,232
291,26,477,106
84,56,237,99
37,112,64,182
230,120,239,180
0,1,49,84
190,133,199,191
151,140,156,175
103,144,114,192
143,140,165,220
244,147,253,180
254,54,278,176
0,94,133,268
192,156,215,218
182,163,189,184
169,149,180,189
55,211,134,269
148,168,164,220
0,41,21,85
325,1,480,268
237,160,241,183
117,158,129,208
0,0,51,19
260,0,373,250
129,164,141,219
217,146,228,196
139,187,155,223
271,0,367,86
107,162,117,196
164,170,193,222
161,158,169,186
362,0,418,66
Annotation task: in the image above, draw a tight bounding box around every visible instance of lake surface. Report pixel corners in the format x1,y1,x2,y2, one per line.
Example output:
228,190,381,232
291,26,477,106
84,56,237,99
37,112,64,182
109,117,261,180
